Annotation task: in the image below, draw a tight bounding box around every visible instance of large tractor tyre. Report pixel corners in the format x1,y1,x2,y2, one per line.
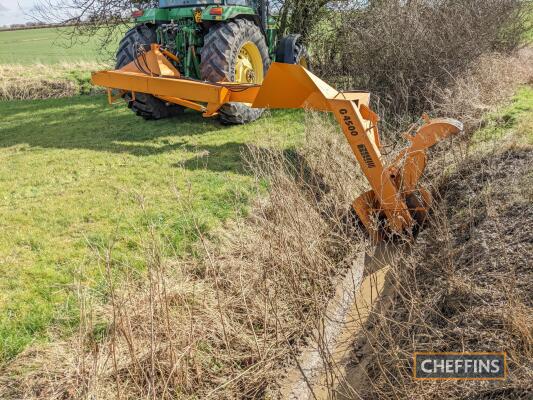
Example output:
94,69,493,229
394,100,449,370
201,19,270,125
116,25,183,120
276,34,310,68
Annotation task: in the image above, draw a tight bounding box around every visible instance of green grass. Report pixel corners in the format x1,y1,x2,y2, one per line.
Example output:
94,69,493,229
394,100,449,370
0,95,305,363
472,86,533,145
0,27,121,64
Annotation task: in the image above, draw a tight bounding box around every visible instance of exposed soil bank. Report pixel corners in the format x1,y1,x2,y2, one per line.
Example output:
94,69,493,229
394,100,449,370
335,145,532,399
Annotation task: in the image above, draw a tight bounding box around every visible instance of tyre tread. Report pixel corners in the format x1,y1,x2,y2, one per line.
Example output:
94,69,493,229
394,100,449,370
200,19,270,124
116,25,183,120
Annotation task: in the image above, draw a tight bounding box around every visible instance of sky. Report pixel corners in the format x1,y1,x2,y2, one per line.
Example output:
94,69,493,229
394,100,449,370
0,0,37,26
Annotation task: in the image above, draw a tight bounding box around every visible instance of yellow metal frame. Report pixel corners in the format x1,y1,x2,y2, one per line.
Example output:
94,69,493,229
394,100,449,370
91,45,463,240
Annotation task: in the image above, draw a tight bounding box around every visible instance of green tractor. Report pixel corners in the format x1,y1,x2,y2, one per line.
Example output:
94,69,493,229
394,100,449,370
117,0,308,124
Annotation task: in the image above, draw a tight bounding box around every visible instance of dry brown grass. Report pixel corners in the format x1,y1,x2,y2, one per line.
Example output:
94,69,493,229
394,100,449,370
432,47,533,134
337,143,533,400
0,62,104,100
0,112,369,399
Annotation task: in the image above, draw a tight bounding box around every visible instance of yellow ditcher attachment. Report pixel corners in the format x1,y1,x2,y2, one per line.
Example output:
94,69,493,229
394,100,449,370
92,44,463,241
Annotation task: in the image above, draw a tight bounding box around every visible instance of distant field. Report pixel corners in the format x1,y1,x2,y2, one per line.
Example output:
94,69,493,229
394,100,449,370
0,95,304,363
0,26,122,64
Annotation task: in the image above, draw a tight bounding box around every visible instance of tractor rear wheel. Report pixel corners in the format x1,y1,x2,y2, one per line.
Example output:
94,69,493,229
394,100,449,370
276,34,310,68
201,19,270,125
116,25,183,120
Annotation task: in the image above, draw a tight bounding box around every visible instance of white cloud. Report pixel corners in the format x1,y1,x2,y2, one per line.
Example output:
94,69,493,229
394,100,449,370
0,0,37,26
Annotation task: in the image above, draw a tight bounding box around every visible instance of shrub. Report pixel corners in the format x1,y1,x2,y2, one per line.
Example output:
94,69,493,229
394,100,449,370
310,0,529,123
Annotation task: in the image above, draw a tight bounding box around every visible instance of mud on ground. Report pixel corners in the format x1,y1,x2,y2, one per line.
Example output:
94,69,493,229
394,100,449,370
341,145,532,399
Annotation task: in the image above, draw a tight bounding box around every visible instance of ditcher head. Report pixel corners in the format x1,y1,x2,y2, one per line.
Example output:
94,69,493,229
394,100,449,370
353,116,463,242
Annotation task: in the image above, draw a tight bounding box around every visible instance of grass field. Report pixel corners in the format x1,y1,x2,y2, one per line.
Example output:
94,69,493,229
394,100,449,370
472,86,533,145
0,24,307,365
0,27,121,64
0,95,304,363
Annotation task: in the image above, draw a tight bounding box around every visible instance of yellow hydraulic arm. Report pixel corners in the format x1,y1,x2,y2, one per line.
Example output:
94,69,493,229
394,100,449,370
92,45,463,241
